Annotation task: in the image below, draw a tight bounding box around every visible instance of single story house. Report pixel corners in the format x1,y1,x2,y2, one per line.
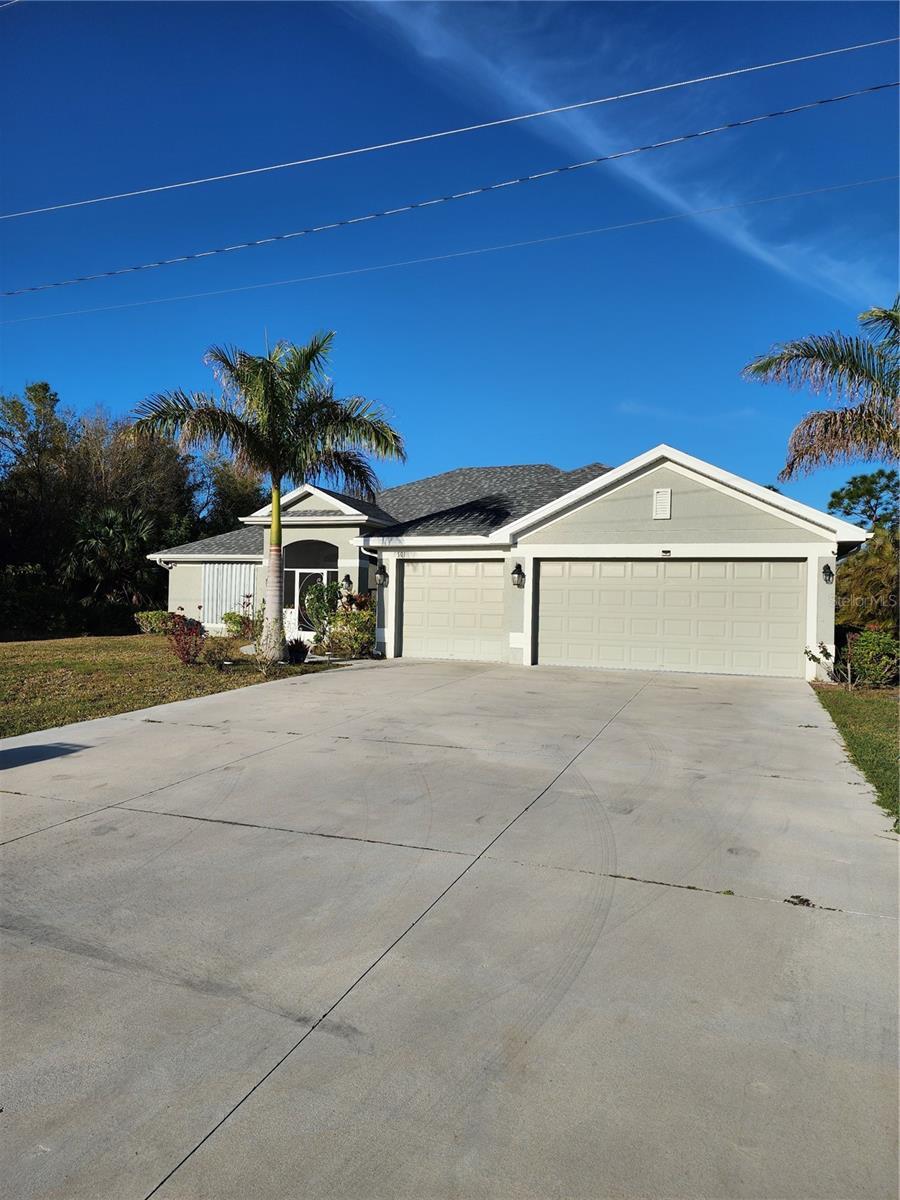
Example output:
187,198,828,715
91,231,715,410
148,444,868,680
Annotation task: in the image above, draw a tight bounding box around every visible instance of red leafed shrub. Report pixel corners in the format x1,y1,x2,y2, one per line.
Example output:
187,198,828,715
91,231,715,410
168,606,206,665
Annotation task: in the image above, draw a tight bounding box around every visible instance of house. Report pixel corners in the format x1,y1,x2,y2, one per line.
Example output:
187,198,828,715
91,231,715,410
148,445,869,680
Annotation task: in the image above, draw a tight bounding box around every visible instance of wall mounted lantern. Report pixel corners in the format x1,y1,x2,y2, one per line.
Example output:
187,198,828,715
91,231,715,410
341,574,353,592
511,563,526,588
375,563,389,588
822,563,835,584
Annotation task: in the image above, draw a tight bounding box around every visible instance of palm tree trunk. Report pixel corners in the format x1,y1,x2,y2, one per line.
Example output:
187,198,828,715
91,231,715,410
261,480,286,662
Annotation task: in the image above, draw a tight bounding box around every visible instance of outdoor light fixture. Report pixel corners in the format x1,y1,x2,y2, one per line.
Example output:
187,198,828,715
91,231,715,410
341,574,353,591
822,563,835,584
375,563,389,588
511,563,526,588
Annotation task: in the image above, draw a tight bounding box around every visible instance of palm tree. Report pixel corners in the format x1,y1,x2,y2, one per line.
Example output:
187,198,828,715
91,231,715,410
132,333,405,660
64,505,157,605
743,297,899,480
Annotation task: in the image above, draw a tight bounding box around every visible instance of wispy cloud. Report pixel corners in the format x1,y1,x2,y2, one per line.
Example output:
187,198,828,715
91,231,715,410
358,2,894,302
617,400,762,425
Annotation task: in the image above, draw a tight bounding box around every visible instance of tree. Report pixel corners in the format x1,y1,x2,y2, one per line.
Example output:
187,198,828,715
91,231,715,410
827,469,898,531
131,333,405,660
0,382,80,567
835,526,899,634
196,451,268,535
743,297,900,480
64,506,157,605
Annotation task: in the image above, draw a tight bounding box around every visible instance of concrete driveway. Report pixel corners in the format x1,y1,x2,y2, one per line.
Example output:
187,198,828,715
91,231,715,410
2,661,897,1200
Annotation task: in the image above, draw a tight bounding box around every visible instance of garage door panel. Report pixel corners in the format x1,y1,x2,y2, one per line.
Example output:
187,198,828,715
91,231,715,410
402,561,506,663
538,560,806,678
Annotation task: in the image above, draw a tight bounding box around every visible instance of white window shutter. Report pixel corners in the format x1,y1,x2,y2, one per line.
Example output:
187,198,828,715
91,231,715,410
652,487,672,520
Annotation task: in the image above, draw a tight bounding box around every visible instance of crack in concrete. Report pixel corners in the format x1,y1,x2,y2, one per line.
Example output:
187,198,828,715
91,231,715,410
334,735,480,752
483,854,898,920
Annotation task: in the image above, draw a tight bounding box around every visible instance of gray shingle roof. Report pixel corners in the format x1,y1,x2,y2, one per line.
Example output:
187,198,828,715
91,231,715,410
151,461,610,556
312,486,397,523
372,463,610,536
153,526,264,558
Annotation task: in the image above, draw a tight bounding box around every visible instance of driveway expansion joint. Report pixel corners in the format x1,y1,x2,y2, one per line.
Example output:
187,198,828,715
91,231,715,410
121,806,476,858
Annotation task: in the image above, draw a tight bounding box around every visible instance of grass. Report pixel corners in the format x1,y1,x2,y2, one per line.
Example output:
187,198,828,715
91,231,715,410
0,635,337,739
813,684,899,830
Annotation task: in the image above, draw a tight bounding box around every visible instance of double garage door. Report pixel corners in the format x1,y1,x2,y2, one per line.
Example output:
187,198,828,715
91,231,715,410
400,558,807,678
538,559,806,678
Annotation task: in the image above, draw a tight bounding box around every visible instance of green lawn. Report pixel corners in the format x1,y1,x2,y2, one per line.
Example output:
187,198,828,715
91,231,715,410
0,635,336,739
813,684,899,830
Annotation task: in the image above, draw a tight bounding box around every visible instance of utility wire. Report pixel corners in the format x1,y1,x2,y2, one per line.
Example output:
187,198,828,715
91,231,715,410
2,176,893,325
2,35,897,221
2,82,895,299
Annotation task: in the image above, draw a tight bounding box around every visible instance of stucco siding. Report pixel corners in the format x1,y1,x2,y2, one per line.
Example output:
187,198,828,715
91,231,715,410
283,493,346,515
166,563,203,615
519,466,833,545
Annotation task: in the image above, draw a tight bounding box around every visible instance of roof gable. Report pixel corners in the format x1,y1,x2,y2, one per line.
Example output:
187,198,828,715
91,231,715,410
493,446,869,544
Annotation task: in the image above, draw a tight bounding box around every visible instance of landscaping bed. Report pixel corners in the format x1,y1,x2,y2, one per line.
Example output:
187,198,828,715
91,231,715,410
0,635,336,739
813,684,899,829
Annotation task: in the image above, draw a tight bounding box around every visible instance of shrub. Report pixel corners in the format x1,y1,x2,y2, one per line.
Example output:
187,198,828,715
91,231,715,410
286,637,309,664
223,595,256,640
849,630,899,687
135,610,175,635
324,607,376,658
202,636,237,671
168,607,206,665
221,611,245,638
306,580,341,642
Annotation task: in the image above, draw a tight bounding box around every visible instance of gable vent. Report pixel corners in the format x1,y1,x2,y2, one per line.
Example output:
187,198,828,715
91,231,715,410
652,487,672,520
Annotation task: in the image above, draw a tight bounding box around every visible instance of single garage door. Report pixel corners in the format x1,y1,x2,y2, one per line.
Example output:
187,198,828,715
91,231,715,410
402,560,505,662
538,559,806,678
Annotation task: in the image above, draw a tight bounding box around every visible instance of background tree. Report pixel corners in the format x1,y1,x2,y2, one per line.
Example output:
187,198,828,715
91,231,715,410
64,506,158,606
743,297,899,479
827,469,898,531
828,469,900,636
196,451,268,536
132,333,405,660
0,384,203,638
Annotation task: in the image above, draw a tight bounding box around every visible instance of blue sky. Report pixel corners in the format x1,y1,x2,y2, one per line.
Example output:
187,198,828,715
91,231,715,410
1,1,897,509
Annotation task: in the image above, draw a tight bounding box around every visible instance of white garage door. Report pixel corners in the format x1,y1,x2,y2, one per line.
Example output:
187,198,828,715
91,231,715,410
402,560,506,662
538,560,806,678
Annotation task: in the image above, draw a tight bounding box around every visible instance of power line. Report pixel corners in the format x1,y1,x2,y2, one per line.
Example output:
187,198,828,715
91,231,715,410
3,82,895,299
2,35,897,221
3,176,893,325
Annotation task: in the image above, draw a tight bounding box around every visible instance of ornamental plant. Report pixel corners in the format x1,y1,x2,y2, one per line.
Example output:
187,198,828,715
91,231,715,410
324,607,376,658
849,630,899,686
134,610,175,635
168,606,206,665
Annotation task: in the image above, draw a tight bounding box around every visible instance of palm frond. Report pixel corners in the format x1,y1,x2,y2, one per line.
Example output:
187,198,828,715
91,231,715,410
281,332,334,395
743,333,893,404
132,391,270,469
859,295,900,350
308,449,381,500
297,384,406,460
779,397,900,480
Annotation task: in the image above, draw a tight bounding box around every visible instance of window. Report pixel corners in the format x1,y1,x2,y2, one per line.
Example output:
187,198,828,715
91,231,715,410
652,488,672,520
